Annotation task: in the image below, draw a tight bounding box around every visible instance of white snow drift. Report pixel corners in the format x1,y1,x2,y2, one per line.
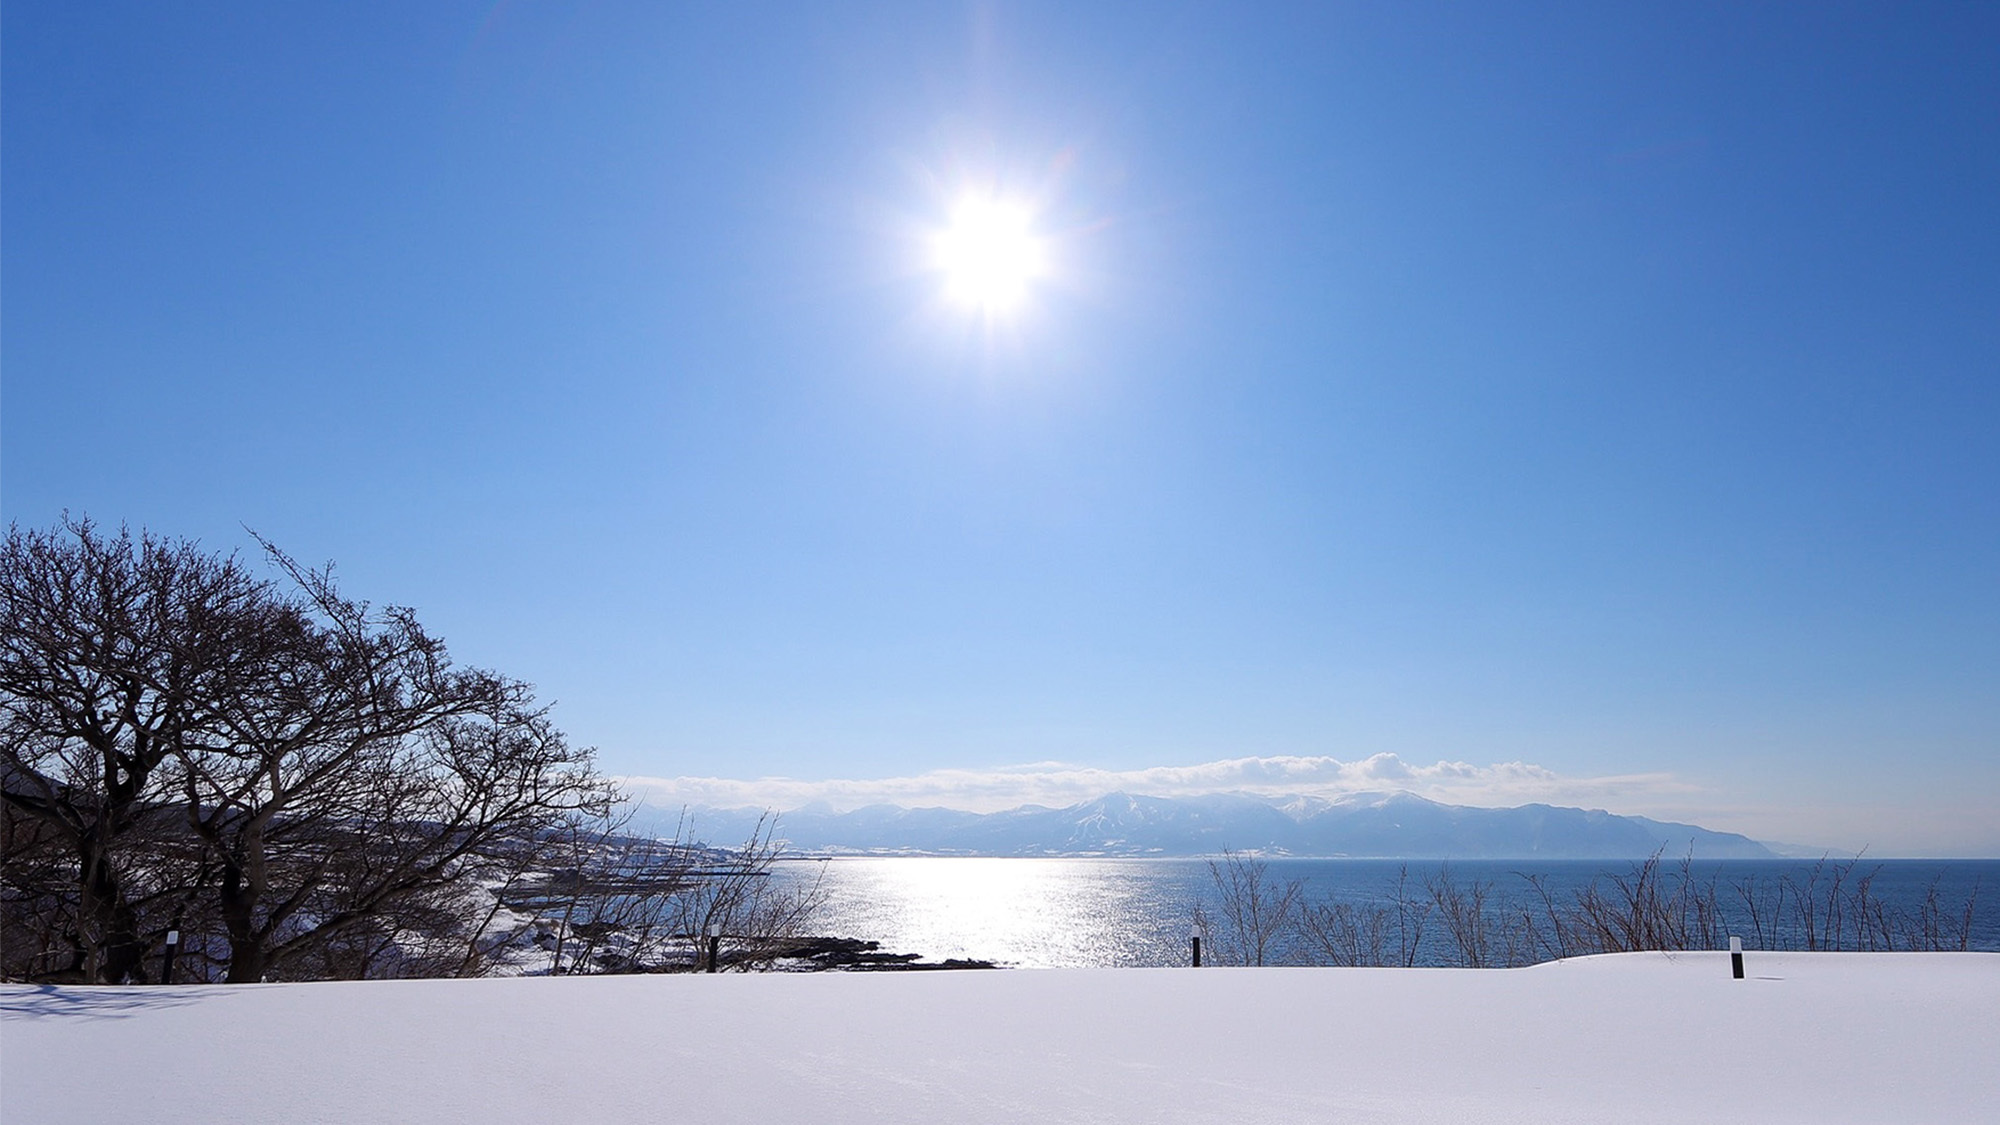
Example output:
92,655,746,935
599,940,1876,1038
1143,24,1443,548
4,952,1995,1124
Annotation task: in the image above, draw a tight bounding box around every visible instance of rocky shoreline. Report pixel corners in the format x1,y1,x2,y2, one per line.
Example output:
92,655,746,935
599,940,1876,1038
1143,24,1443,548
756,936,999,972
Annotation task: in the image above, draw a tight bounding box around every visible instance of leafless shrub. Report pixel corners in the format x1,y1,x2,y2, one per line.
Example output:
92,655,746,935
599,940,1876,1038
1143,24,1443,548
1724,855,1981,954
1424,864,1538,967
1296,864,1430,967
1297,898,1391,966
1904,875,1979,952
1194,850,1304,966
1234,849,1985,969
1564,852,1722,955
673,815,828,971
519,809,826,975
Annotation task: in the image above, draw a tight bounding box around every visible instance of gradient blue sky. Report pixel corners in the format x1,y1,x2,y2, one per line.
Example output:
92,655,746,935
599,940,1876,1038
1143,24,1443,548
6,2,1996,853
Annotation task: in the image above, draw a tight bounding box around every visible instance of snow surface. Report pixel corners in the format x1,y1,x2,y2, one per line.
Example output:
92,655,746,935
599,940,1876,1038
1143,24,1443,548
4,953,1996,1123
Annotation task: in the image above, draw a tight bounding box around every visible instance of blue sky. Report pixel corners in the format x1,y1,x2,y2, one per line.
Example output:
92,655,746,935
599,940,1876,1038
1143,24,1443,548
6,2,1996,853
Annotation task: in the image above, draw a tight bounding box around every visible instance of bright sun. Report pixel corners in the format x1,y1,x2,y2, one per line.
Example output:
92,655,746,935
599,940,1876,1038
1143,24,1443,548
932,196,1047,313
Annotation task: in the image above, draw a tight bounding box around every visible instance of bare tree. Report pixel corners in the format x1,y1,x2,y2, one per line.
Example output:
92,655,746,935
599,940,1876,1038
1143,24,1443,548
172,543,611,982
0,792,91,977
2,519,613,983
1,519,267,982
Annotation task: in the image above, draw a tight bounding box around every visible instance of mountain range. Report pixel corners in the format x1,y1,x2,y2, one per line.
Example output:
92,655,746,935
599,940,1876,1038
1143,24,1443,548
640,790,1778,860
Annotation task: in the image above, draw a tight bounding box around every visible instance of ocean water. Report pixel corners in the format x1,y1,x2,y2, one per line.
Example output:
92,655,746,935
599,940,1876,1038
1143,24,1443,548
772,856,2000,968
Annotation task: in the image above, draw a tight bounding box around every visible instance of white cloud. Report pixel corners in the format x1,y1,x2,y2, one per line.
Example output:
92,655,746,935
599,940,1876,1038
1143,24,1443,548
619,753,1698,816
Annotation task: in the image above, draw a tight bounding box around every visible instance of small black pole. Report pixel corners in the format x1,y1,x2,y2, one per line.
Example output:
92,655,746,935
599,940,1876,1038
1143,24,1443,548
707,924,721,973
1730,935,1744,980
161,930,180,985
1191,934,1202,968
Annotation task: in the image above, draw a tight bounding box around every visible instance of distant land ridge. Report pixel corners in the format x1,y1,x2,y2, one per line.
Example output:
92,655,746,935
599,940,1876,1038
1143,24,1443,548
641,790,1778,860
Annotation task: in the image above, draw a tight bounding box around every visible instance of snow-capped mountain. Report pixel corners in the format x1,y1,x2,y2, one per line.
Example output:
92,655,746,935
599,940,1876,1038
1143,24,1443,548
645,790,1776,859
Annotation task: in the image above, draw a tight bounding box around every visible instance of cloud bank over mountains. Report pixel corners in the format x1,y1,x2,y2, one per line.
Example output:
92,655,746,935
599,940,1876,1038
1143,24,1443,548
637,790,1777,859
621,752,1697,817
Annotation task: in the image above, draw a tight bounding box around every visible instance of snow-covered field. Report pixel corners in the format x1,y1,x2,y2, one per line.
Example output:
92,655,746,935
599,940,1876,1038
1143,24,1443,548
5,952,1995,1123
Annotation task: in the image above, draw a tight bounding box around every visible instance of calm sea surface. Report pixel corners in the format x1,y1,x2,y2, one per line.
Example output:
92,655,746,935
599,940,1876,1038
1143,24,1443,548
771,857,2000,968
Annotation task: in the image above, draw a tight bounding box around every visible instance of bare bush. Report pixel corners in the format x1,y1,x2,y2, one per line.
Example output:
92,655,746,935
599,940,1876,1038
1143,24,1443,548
1194,850,1304,966
1424,864,1538,967
517,810,826,975
670,815,827,971
1297,865,1431,967
1217,848,1985,969
1731,856,1981,954
1564,852,1723,955
1906,875,1979,952
1297,898,1391,966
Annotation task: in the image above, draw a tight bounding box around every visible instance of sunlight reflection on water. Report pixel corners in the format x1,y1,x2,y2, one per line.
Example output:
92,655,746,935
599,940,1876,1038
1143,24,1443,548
783,857,1213,968
777,857,2000,968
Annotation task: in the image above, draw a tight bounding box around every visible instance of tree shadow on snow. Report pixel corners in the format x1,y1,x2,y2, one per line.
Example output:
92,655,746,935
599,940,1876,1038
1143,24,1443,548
0,984,235,1021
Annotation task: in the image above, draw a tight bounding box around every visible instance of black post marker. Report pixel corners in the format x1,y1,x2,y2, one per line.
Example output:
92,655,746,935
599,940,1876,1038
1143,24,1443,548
707,924,721,973
1191,935,1202,968
161,930,180,985
1730,936,1744,980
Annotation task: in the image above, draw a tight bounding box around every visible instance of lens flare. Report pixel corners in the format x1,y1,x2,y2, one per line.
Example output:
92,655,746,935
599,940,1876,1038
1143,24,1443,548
932,196,1047,313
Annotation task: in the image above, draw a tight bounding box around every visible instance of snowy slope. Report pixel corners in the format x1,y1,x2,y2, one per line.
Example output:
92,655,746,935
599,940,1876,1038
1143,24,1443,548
5,953,1995,1124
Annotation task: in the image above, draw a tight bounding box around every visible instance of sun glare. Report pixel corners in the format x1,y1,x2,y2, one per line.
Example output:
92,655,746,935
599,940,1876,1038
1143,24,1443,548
932,196,1047,313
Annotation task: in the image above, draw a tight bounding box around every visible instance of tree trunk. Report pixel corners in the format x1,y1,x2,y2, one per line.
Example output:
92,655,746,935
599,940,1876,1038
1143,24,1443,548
219,863,266,983
78,833,147,984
